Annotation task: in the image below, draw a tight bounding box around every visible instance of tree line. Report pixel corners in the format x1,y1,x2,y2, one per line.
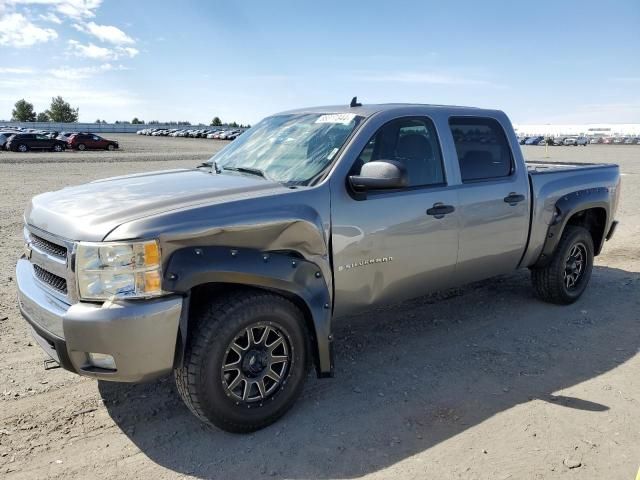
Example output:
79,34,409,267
9,98,250,128
11,97,79,123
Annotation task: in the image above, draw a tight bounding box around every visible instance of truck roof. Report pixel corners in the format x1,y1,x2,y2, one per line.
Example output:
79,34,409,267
279,103,504,118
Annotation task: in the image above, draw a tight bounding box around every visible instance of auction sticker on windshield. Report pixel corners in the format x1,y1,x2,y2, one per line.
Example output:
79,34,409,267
315,113,356,124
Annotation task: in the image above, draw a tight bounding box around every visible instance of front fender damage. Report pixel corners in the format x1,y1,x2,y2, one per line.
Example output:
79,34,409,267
164,246,334,377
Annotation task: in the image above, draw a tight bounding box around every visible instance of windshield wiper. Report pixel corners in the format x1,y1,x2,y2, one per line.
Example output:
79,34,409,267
197,160,221,173
222,166,269,180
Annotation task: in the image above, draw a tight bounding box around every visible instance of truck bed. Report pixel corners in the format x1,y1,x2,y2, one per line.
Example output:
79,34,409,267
527,160,612,174
520,160,621,268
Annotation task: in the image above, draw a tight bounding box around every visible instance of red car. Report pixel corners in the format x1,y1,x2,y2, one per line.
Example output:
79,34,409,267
68,133,119,151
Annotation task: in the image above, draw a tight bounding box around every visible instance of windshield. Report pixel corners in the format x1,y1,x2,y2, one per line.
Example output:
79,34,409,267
206,113,363,184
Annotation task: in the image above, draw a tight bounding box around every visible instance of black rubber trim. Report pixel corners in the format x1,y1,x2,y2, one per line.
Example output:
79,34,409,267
534,187,610,267
164,246,334,377
606,220,618,241
19,305,76,373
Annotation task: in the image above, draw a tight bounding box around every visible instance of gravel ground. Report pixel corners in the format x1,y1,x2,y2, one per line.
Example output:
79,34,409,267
0,141,639,479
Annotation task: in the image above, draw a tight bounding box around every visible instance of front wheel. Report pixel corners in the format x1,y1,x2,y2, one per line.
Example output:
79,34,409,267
531,225,594,304
17,144,28,152
52,144,63,152
77,143,86,151
175,289,310,433
107,144,115,151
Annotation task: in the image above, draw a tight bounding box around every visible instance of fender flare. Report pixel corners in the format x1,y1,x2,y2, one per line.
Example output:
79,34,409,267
164,246,334,377
534,187,610,267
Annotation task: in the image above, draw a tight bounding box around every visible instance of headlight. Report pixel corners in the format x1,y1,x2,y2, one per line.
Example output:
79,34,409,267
76,240,163,301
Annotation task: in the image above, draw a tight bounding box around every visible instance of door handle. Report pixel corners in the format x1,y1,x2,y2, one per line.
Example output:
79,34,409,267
504,193,525,205
426,203,455,219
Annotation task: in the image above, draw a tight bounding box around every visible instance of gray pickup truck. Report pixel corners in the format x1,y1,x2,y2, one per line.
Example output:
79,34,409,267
17,102,620,432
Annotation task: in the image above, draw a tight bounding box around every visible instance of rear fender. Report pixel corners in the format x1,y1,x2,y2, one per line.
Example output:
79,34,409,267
534,187,610,267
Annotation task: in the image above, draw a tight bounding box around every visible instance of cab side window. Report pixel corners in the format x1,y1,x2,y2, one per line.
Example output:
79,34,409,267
354,117,445,187
449,117,513,182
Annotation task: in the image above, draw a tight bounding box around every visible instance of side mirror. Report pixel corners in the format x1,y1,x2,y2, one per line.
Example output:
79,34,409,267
349,160,408,191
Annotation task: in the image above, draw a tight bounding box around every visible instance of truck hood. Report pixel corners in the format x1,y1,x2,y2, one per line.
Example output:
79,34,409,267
25,168,286,241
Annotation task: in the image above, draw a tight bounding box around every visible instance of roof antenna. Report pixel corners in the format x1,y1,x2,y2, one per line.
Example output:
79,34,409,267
350,96,362,108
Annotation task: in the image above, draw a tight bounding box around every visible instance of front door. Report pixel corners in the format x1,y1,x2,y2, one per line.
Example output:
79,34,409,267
34,134,52,150
331,116,459,317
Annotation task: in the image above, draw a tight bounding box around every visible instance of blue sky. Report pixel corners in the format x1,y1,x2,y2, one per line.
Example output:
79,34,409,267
0,0,638,124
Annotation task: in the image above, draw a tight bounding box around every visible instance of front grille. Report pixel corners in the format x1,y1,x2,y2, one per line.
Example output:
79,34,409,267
30,234,67,259
33,265,68,295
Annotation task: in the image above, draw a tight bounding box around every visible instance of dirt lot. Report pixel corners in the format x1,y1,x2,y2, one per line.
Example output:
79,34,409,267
1,139,639,479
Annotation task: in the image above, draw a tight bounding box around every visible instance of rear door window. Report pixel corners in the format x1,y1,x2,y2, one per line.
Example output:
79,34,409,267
448,117,513,182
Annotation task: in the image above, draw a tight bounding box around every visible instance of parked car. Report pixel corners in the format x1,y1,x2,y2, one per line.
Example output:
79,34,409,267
68,133,119,151
0,131,16,150
17,102,620,433
624,137,636,145
57,131,81,142
6,133,66,152
563,137,587,146
589,137,602,144
525,136,544,145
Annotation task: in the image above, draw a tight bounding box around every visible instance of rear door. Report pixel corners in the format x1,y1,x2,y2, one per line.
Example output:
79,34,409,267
22,134,36,149
77,134,92,148
447,116,530,283
331,115,459,316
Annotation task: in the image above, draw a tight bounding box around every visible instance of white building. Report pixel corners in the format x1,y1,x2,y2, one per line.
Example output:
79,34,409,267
513,124,640,137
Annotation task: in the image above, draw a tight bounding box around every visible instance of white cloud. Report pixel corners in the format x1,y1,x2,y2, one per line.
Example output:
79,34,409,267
120,46,139,57
67,40,138,60
48,63,126,80
67,39,112,59
73,21,134,45
5,0,102,19
0,12,58,47
0,67,36,74
38,12,62,24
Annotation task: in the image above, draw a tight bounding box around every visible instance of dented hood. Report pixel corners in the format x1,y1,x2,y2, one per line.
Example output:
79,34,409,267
25,168,285,241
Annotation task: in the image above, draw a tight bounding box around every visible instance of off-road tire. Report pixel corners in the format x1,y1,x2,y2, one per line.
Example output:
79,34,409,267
175,289,310,433
531,225,594,304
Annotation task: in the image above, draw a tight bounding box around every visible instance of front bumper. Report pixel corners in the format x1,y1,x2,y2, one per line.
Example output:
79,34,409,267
17,258,183,383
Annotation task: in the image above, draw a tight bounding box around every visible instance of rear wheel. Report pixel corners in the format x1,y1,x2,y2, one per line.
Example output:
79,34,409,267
52,143,63,152
175,289,310,433
77,143,86,151
531,225,594,304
